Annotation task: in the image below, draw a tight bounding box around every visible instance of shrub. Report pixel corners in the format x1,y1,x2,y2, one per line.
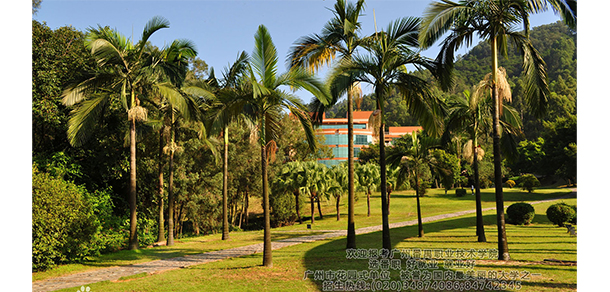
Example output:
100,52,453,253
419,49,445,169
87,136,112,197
270,191,296,227
569,205,577,224
546,203,576,227
455,189,467,197
32,166,101,271
505,179,516,188
506,202,535,225
519,174,540,193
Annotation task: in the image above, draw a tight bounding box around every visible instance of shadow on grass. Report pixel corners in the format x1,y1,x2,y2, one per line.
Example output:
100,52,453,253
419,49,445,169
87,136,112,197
303,210,576,291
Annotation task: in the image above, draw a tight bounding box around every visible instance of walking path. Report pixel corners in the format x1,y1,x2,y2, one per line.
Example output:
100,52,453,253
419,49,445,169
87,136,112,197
33,189,576,292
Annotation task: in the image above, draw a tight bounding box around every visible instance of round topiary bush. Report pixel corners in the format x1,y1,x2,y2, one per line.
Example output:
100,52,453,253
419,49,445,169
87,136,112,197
506,202,535,225
505,179,516,188
546,203,576,227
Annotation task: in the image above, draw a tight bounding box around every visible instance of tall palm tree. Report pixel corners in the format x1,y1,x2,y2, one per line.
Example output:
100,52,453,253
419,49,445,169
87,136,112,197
197,52,250,240
61,16,195,249
329,16,444,250
387,131,439,237
242,25,330,267
443,69,523,243
289,0,366,249
419,0,575,260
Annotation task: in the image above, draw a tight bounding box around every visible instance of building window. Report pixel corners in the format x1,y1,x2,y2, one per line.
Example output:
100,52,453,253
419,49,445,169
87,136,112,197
354,147,361,157
355,135,369,145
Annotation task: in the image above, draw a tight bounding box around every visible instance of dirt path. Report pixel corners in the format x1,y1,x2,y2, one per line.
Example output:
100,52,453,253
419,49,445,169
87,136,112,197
32,189,576,292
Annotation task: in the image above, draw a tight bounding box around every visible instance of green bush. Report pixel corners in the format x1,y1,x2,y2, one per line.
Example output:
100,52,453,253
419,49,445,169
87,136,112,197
569,205,577,224
546,203,576,227
455,189,467,197
270,191,297,227
505,179,516,188
32,166,101,271
519,174,540,193
506,202,535,225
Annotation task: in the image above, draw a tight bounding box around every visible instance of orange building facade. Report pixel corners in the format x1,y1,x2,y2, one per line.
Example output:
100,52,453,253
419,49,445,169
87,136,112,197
316,111,422,166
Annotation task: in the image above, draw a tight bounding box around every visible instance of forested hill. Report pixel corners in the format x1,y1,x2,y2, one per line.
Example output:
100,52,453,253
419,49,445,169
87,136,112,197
323,21,577,140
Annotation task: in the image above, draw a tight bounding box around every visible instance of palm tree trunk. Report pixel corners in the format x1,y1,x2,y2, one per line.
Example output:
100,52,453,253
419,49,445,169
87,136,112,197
261,128,272,267
347,87,356,249
310,194,315,225
491,37,509,261
336,196,341,221
157,129,165,243
473,136,486,242
316,193,324,219
379,118,391,251
416,172,424,238
244,189,250,226
366,189,371,217
295,190,302,224
222,125,230,240
167,113,176,247
128,118,138,250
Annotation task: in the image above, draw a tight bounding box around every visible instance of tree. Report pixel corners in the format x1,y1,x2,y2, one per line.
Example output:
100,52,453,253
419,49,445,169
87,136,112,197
301,161,330,223
198,51,250,240
355,163,380,217
241,25,329,267
61,16,195,249
419,0,576,260
328,164,350,221
329,16,444,250
387,131,438,237
289,0,366,249
275,161,306,224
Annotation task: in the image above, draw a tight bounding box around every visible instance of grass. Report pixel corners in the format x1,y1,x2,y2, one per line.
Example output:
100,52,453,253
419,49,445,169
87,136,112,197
52,195,576,292
37,186,576,291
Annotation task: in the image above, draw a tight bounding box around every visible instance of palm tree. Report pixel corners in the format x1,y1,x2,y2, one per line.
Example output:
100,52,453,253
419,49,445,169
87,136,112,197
275,161,306,224
419,0,575,260
355,163,380,217
242,25,329,267
329,164,350,221
196,52,250,241
289,0,366,249
329,16,444,250
443,69,523,243
61,16,196,249
387,131,438,237
302,161,329,223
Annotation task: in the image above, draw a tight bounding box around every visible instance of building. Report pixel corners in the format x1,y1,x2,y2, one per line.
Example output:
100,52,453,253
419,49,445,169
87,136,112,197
316,111,422,167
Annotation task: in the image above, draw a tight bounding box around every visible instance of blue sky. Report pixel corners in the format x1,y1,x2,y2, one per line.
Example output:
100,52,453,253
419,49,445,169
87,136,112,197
33,0,563,102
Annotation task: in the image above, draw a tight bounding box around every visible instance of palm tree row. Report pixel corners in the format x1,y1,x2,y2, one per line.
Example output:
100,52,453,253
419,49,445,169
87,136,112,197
61,0,576,266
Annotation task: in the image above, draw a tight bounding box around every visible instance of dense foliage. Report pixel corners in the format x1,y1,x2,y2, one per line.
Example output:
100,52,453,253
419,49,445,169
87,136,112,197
506,202,535,225
546,203,576,227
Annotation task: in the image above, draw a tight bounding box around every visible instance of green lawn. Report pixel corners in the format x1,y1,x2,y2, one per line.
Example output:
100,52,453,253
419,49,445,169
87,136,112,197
37,186,576,292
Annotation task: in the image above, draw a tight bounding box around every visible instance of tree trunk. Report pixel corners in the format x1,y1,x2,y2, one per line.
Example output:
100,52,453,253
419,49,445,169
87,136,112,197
157,129,165,243
366,189,371,217
310,194,315,225
167,112,176,246
295,190,302,224
244,189,250,226
346,86,356,249
491,37,510,260
239,191,245,229
222,126,230,240
379,111,391,251
316,194,324,219
261,127,272,267
473,136,487,242
128,118,138,250
387,188,392,215
416,174,424,238
336,196,341,221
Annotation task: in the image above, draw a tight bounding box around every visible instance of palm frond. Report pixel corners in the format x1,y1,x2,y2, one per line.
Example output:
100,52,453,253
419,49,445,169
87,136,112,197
139,16,170,52
66,94,110,147
252,25,278,88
